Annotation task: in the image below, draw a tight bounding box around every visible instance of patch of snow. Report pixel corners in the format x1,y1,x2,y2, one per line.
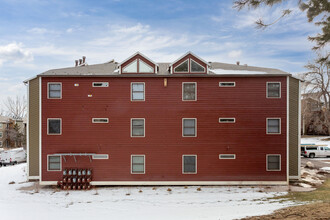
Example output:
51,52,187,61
299,183,312,188
301,136,330,147
0,164,297,220
212,69,267,75
320,167,330,173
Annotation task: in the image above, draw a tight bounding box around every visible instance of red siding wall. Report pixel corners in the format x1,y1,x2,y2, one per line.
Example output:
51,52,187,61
41,76,287,182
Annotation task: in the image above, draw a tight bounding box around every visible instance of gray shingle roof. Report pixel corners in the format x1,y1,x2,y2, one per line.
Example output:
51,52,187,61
37,60,289,77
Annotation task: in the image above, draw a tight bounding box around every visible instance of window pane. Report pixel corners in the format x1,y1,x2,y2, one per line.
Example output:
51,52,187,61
268,83,280,97
139,60,154,73
268,119,280,133
132,83,144,91
174,60,188,72
132,119,144,136
183,83,196,100
132,119,144,126
132,156,144,164
123,59,137,73
132,164,144,172
184,119,195,127
49,84,61,90
49,83,61,98
49,156,60,163
191,59,205,72
132,92,144,100
49,91,61,98
48,156,60,170
268,155,280,170
184,156,196,173
48,119,61,134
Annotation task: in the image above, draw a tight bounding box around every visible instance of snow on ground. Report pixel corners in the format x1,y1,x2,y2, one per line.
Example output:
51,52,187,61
0,164,297,220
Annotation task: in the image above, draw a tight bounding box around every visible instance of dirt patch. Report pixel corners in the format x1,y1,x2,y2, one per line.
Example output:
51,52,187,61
241,202,330,220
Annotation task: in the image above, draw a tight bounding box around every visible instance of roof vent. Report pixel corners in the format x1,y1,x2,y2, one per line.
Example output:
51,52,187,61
75,60,78,67
75,56,87,67
236,61,240,65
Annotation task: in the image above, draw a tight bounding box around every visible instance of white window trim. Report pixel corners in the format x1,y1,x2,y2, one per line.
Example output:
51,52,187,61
47,82,62,99
219,82,236,87
266,118,281,134
92,82,109,87
131,118,145,137
47,155,62,172
219,118,236,123
174,59,189,73
47,118,62,135
92,154,109,159
219,154,236,159
131,82,145,101
182,82,197,101
266,154,281,171
182,155,197,174
92,118,109,123
266,82,281,99
182,118,197,137
131,154,145,174
190,58,206,73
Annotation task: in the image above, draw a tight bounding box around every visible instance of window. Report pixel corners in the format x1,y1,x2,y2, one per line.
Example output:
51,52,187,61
306,146,317,150
122,59,138,73
0,123,2,128
131,82,145,101
0,141,2,146
182,82,197,101
92,118,109,123
92,154,109,159
139,60,154,73
219,154,236,159
183,155,197,174
48,155,61,171
267,82,281,98
190,59,205,72
131,155,145,174
48,83,62,99
47,119,61,135
183,118,196,137
219,118,236,123
267,155,281,171
93,82,109,87
174,59,189,73
267,118,281,134
219,82,236,87
0,132,2,138
131,119,145,137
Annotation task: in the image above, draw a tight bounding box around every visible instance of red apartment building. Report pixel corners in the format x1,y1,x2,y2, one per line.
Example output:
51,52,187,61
25,52,301,185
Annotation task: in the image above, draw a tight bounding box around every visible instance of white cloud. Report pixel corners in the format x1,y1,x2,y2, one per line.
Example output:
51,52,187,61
27,27,48,34
0,42,33,66
228,50,242,58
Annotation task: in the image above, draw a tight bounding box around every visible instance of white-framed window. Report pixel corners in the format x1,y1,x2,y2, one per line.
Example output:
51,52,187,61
139,60,154,73
131,118,145,137
92,154,109,159
219,82,236,87
123,59,138,73
219,154,236,159
92,118,109,123
190,59,205,73
48,82,62,99
47,118,62,135
0,123,2,129
267,82,281,98
219,118,236,123
174,59,189,73
267,118,281,134
182,155,197,174
182,82,197,101
131,155,145,174
182,118,197,137
47,155,62,171
131,82,145,101
0,141,2,146
266,154,281,171
0,132,2,138
92,82,109,87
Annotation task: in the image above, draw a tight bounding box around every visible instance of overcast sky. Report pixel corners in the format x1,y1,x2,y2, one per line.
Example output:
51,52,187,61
0,0,321,108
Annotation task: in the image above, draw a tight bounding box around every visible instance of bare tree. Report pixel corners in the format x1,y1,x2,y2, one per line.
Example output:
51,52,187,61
3,96,27,119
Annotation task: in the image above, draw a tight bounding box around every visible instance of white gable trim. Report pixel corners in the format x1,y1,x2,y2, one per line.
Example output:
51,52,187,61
170,51,209,67
118,51,159,68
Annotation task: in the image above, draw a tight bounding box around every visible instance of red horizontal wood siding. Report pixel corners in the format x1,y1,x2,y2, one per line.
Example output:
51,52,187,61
41,76,287,182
